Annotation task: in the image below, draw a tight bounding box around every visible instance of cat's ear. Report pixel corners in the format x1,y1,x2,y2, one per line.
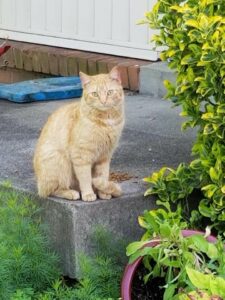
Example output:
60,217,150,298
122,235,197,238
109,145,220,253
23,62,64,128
79,72,91,87
109,67,121,84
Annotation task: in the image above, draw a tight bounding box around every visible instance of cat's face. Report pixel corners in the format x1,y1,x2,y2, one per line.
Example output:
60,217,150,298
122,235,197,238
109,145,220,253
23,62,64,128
80,67,124,111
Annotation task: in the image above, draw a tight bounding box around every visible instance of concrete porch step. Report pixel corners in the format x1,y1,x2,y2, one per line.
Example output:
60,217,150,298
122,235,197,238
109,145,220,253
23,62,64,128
0,94,196,277
140,62,176,97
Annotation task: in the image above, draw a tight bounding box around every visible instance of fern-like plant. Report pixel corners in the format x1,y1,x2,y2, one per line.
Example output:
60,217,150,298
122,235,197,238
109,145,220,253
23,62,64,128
0,185,126,300
0,186,60,299
72,227,126,299
8,220,125,300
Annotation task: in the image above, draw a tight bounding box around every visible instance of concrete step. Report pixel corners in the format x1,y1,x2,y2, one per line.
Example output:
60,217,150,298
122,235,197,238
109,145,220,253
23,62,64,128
0,94,196,277
33,181,154,277
140,62,176,97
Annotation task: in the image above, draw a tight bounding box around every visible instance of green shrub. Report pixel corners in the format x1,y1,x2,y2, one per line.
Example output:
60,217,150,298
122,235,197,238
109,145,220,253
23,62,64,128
0,187,60,299
142,0,225,234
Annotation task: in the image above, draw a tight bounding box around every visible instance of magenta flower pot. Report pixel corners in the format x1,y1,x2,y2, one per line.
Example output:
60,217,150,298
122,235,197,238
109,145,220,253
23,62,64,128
121,229,218,300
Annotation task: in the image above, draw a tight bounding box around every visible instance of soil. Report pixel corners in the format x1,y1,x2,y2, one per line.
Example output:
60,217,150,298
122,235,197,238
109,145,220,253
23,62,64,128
109,172,137,182
62,276,78,287
131,263,165,300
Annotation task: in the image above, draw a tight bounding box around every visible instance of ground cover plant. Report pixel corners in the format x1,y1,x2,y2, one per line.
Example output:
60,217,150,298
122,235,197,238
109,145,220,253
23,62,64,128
141,0,225,234
0,184,125,299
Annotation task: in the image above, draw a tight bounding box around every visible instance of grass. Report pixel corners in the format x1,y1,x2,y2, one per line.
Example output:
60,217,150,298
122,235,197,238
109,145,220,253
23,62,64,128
0,184,126,300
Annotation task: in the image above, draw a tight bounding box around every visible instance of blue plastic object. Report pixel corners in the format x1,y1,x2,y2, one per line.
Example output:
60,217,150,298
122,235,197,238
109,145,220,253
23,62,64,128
0,77,82,103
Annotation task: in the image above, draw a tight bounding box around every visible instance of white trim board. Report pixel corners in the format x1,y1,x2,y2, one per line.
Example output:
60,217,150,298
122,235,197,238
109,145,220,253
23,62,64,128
0,29,157,61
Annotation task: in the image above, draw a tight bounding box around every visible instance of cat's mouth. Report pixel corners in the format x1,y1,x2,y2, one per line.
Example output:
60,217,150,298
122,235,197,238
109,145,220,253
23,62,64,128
98,104,114,111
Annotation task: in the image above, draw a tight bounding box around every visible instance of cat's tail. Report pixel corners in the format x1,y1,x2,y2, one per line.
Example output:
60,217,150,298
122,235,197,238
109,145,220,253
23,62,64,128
92,177,122,197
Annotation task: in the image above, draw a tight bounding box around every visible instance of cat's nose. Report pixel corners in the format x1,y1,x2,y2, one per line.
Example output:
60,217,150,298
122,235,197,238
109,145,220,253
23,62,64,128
100,98,107,104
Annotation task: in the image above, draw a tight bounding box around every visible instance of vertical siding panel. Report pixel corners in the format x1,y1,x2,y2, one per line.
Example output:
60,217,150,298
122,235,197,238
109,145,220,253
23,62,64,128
94,0,111,40
78,0,94,37
112,0,129,42
0,0,2,25
1,0,16,28
16,0,31,30
31,0,46,31
62,0,78,35
130,0,148,45
46,0,62,33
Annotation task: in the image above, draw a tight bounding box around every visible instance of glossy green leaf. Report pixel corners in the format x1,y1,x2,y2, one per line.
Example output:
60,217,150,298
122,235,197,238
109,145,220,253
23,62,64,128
209,167,219,182
163,284,176,300
188,234,208,253
207,243,218,259
210,276,225,298
186,267,210,289
159,223,171,238
185,19,199,28
126,241,149,256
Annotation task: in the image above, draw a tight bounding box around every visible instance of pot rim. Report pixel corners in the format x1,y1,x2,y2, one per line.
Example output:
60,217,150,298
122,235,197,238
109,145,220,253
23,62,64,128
121,229,217,300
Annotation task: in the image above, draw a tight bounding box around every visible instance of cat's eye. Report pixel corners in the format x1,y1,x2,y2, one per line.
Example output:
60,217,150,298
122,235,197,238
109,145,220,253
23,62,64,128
92,92,98,97
107,90,114,96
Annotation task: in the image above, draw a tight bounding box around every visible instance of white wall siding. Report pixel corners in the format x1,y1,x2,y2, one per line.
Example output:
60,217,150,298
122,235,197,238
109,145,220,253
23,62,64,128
1,0,16,28
15,0,31,31
0,0,157,60
46,0,62,33
94,0,112,40
30,0,46,32
130,0,149,45
62,0,78,35
78,0,95,38
112,0,130,42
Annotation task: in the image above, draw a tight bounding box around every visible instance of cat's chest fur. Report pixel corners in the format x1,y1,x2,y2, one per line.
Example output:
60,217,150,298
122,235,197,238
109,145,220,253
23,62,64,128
104,118,119,127
71,115,124,162
95,121,123,158
88,118,123,148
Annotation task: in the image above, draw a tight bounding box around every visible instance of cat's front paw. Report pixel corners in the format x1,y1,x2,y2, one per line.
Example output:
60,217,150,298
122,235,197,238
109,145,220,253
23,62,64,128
82,192,97,202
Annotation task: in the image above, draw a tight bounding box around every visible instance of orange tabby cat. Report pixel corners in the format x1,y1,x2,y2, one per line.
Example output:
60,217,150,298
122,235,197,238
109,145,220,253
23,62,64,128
33,67,124,201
